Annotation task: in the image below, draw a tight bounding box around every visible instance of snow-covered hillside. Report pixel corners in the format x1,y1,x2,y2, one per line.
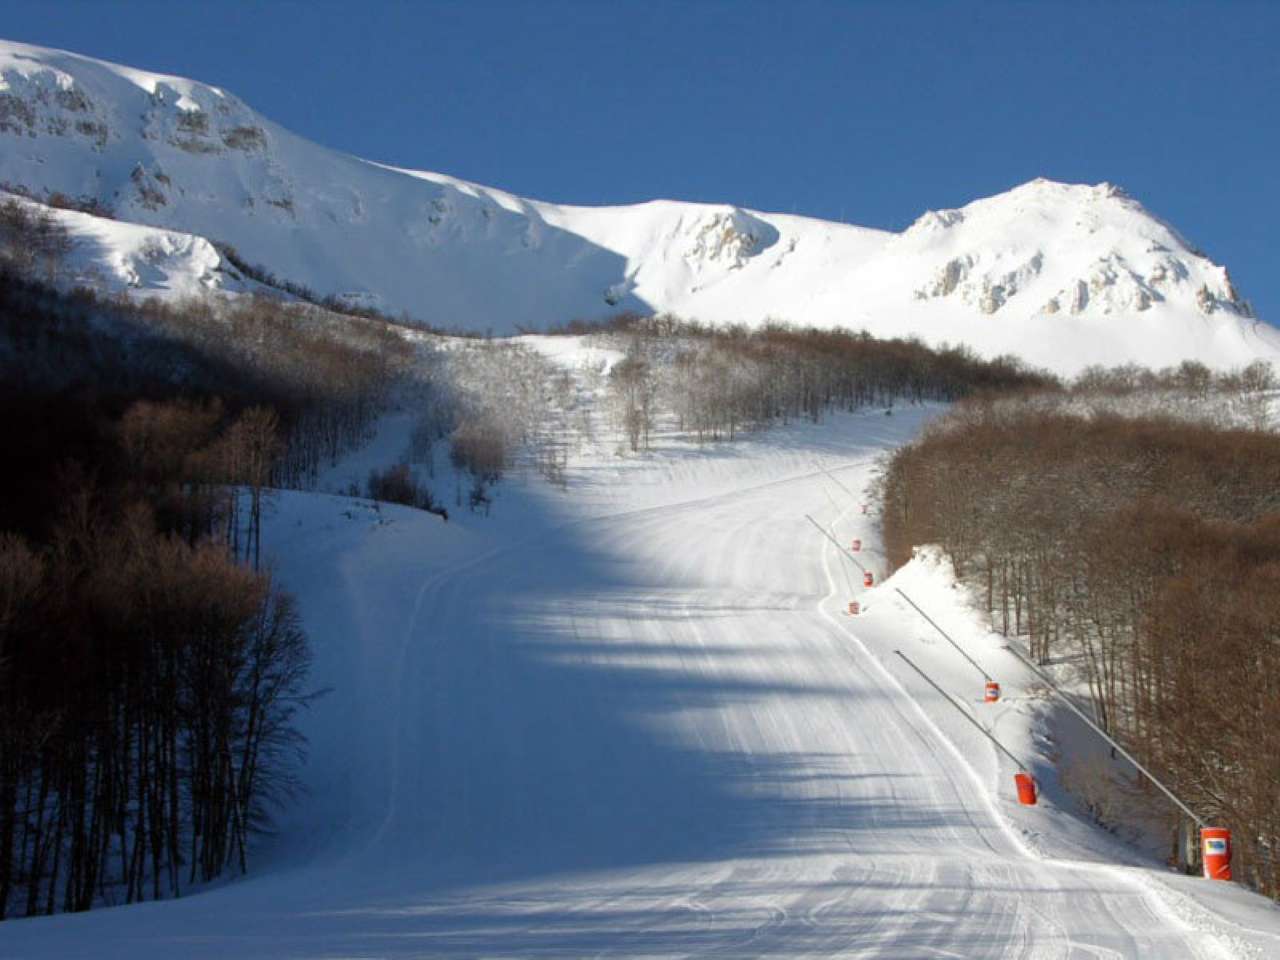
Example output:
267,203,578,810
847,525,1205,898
1,190,259,299
5,393,1279,957
3,37,1279,372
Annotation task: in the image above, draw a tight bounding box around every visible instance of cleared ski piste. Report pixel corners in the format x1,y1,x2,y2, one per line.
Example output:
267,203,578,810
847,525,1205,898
5,401,1280,959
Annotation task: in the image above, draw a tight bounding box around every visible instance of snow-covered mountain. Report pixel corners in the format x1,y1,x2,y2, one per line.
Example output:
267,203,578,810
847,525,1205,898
3,38,1277,373
1,191,261,299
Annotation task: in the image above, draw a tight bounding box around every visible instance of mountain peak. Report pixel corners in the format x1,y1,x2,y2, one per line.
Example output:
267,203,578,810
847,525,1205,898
888,174,1254,324
0,38,229,106
1,37,1275,373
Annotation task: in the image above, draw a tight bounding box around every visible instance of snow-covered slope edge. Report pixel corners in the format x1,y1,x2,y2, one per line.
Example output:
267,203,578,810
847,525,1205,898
1,190,258,299
848,545,1280,959
3,37,1278,373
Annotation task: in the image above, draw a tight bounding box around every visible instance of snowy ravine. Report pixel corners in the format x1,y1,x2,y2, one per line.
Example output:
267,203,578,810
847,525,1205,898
4,38,1280,374
4,397,1279,959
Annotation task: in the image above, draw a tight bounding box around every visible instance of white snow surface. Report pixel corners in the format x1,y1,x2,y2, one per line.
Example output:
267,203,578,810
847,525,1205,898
1,190,254,299
4,383,1279,957
3,39,1280,373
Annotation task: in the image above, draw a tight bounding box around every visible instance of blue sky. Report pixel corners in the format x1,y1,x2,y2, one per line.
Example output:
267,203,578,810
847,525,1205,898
7,0,1279,322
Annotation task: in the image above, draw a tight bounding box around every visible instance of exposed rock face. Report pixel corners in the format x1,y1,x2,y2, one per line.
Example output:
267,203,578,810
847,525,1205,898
1,52,268,160
914,252,1044,314
683,208,779,269
130,163,168,209
0,68,107,148
898,179,1252,321
0,44,286,229
907,208,966,234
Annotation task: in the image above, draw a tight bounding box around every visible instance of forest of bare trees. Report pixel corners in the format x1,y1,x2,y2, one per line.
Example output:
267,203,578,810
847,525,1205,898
388,316,1050,519
384,314,1054,519
594,315,1053,451
882,385,1280,899
0,198,73,286
0,205,415,918
434,341,578,506
0,400,320,918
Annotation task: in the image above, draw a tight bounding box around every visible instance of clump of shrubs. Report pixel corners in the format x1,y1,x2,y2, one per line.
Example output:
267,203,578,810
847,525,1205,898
366,463,447,520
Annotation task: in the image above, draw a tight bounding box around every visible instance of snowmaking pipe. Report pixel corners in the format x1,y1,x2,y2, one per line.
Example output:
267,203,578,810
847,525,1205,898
816,462,859,503
894,650,1030,774
805,514,866,573
894,588,993,683
815,468,843,514
813,485,858,597
1002,642,1206,828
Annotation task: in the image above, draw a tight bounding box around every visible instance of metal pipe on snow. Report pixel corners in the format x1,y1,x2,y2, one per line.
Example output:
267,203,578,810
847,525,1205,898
812,485,858,597
817,462,859,502
894,650,1030,774
804,514,866,573
816,472,845,517
894,588,993,683
1002,642,1206,828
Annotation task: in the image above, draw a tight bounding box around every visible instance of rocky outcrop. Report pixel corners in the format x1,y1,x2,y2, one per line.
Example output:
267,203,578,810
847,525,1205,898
683,208,779,270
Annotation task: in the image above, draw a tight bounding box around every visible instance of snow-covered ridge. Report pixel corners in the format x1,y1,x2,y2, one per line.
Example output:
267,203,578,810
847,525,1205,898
897,179,1251,319
2,38,1278,373
1,190,254,299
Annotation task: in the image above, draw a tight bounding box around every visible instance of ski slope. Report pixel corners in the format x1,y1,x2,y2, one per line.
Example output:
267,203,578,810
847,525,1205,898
5,403,1278,959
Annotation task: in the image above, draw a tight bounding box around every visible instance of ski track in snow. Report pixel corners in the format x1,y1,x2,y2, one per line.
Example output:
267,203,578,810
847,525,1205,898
3,407,1278,958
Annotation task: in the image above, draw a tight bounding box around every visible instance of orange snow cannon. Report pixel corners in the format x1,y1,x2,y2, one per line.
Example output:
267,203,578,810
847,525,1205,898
1201,828,1232,881
1014,772,1037,806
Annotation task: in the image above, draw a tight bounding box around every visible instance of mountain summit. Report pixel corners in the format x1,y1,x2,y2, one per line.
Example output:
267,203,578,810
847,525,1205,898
2,39,1276,372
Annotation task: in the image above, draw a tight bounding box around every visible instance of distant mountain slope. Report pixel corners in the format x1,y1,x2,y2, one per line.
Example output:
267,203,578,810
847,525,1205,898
1,190,259,299
3,38,1278,372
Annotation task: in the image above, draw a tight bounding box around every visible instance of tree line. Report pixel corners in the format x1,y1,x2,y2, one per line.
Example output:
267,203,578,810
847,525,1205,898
0,206,418,918
432,341,576,509
588,315,1054,451
881,392,1280,898
400,315,1051,515
0,197,73,287
0,397,321,919
0,240,414,520
399,314,1054,518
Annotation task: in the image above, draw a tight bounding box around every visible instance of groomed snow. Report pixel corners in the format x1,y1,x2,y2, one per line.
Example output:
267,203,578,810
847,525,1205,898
4,388,1278,958
5,36,1280,958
